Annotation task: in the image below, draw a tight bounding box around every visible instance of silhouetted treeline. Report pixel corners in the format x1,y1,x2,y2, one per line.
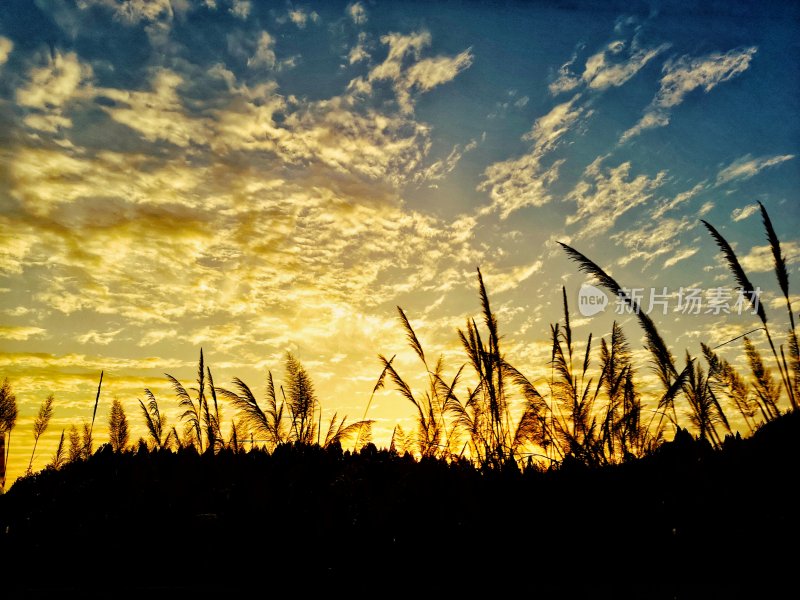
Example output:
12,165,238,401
1,411,798,598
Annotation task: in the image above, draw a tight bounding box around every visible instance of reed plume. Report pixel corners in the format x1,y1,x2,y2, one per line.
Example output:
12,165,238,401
0,377,17,489
703,343,758,432
702,218,795,410
217,373,286,450
67,425,82,462
558,243,678,392
139,389,168,449
86,371,103,456
759,201,799,405
27,394,55,474
50,429,67,469
167,349,207,453
355,355,395,450
743,337,781,420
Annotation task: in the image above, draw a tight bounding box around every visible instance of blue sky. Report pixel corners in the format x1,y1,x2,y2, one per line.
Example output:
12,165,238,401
1,0,798,478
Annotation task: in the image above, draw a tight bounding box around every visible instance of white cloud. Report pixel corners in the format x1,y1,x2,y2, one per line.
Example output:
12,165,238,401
664,247,699,268
612,216,692,267
77,329,124,345
139,329,178,346
479,95,585,218
716,154,795,186
100,69,210,146
369,31,429,81
2,40,489,363
484,260,543,294
347,2,367,25
348,32,370,64
414,139,479,185
622,46,757,142
16,51,94,132
659,47,757,108
247,31,277,69
479,155,565,219
550,38,669,95
230,0,251,19
73,0,179,46
697,201,714,216
114,0,173,24
405,49,474,92
286,7,319,28
368,32,472,113
731,203,759,222
567,159,667,236
522,94,584,150
651,182,707,219
582,41,670,91
0,326,46,341
367,31,473,114
740,242,800,273
16,51,92,111
288,9,306,27
0,36,12,66
549,47,582,95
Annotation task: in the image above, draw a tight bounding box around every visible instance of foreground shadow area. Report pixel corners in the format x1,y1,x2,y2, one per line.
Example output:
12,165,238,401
2,412,799,599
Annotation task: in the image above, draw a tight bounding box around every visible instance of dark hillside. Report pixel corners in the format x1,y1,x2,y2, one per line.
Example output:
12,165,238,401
2,412,798,599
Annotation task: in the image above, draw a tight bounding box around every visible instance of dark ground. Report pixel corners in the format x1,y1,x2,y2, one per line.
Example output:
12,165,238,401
2,413,798,599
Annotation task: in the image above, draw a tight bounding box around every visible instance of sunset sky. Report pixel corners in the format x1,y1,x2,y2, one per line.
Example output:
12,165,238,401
1,0,798,482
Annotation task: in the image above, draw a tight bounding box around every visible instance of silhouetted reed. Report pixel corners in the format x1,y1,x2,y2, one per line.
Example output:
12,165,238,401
5,205,796,480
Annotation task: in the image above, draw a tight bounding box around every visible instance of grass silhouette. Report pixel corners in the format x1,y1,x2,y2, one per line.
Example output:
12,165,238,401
0,204,798,596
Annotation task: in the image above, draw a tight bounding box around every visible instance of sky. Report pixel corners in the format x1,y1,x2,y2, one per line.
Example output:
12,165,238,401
1,0,799,482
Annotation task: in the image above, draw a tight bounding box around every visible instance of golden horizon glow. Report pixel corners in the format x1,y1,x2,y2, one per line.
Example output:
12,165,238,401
1,1,799,485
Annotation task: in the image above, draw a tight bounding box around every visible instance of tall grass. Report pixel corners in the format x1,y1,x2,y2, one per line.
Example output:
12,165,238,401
598,322,650,460
379,308,449,458
0,377,17,489
217,371,287,451
703,343,759,432
138,389,169,449
108,398,129,452
702,209,797,411
27,394,54,475
7,205,796,479
167,350,207,452
217,352,371,451
50,429,67,469
759,202,800,404
86,371,103,456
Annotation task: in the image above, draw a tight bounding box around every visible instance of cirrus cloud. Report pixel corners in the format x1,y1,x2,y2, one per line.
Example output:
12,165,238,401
621,46,757,142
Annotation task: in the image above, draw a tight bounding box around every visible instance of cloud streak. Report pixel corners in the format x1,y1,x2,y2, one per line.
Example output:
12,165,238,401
716,154,795,186
479,95,585,218
0,36,12,66
567,158,667,237
621,46,757,142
